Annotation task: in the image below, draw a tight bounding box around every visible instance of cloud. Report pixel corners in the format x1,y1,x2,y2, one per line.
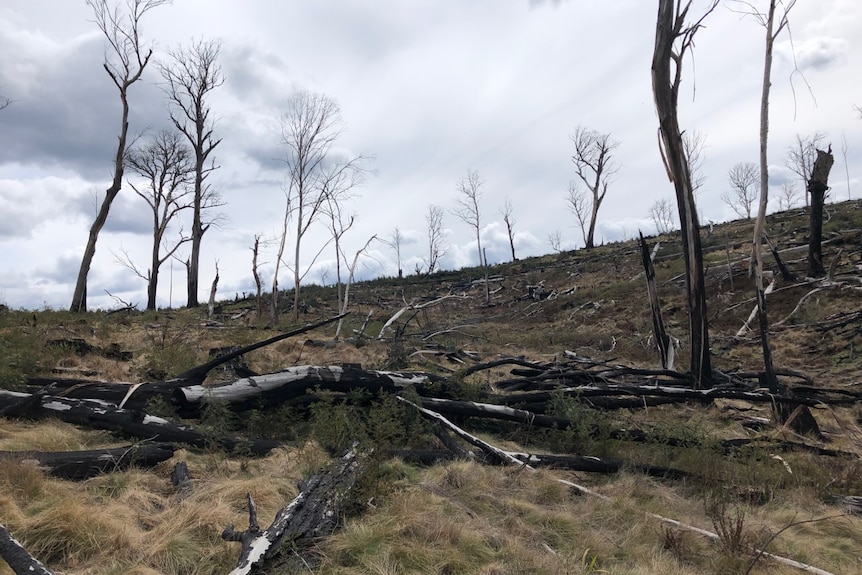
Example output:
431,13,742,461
0,175,94,239
777,36,847,72
0,22,169,180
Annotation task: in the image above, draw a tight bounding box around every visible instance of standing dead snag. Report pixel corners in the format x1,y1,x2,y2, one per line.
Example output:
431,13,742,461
639,232,674,370
807,147,835,277
222,447,366,575
69,0,168,312
651,0,718,388
568,126,620,250
160,39,225,308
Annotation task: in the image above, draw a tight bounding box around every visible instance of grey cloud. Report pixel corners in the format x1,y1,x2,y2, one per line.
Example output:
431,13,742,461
778,37,847,72
101,193,160,235
35,253,82,284
0,26,170,180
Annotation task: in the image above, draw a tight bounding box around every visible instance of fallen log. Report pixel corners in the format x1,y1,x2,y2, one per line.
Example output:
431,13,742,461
491,383,854,409
23,378,178,412
391,448,687,478
0,523,55,575
222,447,366,574
0,442,177,480
175,365,445,417
0,390,277,456
172,313,348,385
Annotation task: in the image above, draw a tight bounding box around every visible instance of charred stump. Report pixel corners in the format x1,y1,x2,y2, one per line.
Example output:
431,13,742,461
807,146,835,277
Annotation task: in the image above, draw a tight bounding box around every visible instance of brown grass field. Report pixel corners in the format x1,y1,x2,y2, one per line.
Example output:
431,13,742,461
1,202,862,574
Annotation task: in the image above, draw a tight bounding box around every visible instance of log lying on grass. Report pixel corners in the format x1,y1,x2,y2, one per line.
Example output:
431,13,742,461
0,442,176,480
175,365,444,417
222,447,366,575
0,523,55,575
0,390,277,456
23,378,179,412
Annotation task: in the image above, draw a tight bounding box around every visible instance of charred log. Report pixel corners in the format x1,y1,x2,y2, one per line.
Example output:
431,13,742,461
222,447,366,574
0,443,176,480
0,523,55,575
0,390,277,455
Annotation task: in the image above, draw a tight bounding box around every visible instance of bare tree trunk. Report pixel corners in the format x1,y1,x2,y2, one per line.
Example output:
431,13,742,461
71,0,164,312
70,103,127,312
70,186,120,312
252,235,263,318
751,0,782,392
639,233,673,369
651,0,717,388
207,263,219,318
807,147,835,277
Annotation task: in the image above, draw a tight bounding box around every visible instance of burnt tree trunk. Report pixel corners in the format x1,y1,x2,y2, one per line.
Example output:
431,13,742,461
807,147,835,277
651,0,715,388
0,523,55,575
0,390,277,455
222,447,366,574
639,232,673,369
0,443,176,480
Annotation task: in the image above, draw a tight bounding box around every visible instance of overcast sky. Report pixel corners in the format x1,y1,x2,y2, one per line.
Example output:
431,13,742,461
1,0,859,310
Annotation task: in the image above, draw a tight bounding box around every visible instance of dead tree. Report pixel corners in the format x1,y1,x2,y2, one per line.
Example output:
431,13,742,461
382,227,405,278
501,196,517,261
273,91,365,321
744,0,797,403
807,147,835,277
639,232,674,369
651,0,718,388
649,198,675,235
423,204,446,274
124,129,195,310
0,390,278,455
569,126,619,249
160,39,225,308
0,443,176,480
786,131,827,207
722,162,759,219
452,170,485,266
70,0,168,312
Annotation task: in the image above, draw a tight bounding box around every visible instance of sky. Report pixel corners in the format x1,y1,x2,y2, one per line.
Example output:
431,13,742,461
0,0,859,311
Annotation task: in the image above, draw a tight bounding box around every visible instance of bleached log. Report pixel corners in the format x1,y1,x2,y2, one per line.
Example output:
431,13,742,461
736,277,776,336
377,294,465,339
176,365,443,416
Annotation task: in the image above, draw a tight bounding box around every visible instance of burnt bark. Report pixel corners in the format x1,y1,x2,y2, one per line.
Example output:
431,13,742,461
222,447,365,574
0,390,277,455
807,147,835,277
651,0,716,388
640,232,673,369
0,523,55,575
0,443,176,480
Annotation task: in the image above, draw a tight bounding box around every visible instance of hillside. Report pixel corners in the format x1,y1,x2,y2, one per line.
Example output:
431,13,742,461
1,202,862,575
